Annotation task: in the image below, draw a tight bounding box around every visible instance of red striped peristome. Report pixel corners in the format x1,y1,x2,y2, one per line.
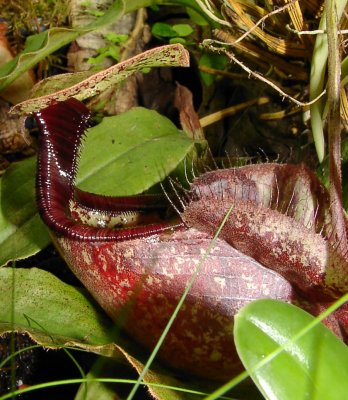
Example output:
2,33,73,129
35,98,348,380
34,98,182,241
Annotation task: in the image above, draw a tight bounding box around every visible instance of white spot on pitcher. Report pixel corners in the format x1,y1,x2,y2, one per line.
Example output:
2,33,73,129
146,276,153,285
214,277,226,290
81,249,92,264
123,248,134,258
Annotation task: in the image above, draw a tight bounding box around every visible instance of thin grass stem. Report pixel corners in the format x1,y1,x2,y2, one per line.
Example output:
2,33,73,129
0,377,236,400
126,205,235,400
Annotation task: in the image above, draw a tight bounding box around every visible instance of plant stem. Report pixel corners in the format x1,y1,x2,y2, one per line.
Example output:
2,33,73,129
326,0,348,254
309,0,348,162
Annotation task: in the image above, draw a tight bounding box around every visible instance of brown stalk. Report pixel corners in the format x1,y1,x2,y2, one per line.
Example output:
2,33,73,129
326,0,348,254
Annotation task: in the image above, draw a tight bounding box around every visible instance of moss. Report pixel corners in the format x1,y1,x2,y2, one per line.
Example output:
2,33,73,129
3,0,69,53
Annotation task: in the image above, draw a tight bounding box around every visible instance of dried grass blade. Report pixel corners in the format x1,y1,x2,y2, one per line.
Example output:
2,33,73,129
225,0,307,57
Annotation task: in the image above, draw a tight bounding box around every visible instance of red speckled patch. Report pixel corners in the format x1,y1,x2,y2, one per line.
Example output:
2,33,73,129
55,227,298,379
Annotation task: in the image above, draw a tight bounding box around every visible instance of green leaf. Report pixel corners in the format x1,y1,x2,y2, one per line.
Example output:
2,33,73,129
234,299,348,400
74,359,121,400
76,107,204,196
0,0,146,92
0,0,125,91
152,22,178,38
0,267,116,348
0,0,212,95
0,32,47,77
0,28,77,89
104,33,128,44
169,37,187,45
0,267,211,400
151,23,193,41
0,157,50,267
186,7,209,26
199,52,228,86
172,24,194,37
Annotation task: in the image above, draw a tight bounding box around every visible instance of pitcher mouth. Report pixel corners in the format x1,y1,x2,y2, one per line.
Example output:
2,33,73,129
35,98,183,242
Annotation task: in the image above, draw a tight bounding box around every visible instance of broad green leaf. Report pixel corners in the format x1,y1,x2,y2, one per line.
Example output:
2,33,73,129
0,157,50,267
234,299,348,400
76,107,205,195
0,267,208,400
0,267,116,348
0,32,47,77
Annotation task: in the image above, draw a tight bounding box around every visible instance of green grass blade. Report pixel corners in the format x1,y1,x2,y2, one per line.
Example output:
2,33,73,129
126,205,235,400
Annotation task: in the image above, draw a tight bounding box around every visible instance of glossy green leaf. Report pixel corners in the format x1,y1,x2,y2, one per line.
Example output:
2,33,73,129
234,299,348,400
0,157,50,267
76,107,204,196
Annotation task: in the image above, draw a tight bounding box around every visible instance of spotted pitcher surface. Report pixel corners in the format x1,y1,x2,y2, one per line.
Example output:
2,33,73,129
34,98,348,380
